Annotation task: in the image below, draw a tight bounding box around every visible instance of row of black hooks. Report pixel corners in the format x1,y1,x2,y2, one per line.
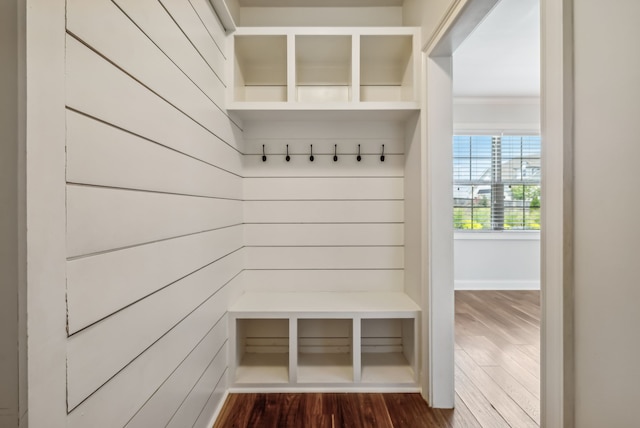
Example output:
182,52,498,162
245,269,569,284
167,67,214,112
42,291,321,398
262,144,386,162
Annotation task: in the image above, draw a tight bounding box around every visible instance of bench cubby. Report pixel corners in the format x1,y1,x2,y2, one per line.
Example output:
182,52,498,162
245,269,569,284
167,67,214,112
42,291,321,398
228,292,420,391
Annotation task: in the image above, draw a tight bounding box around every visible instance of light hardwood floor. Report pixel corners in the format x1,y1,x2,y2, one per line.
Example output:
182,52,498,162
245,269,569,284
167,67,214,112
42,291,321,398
454,290,540,427
214,291,540,427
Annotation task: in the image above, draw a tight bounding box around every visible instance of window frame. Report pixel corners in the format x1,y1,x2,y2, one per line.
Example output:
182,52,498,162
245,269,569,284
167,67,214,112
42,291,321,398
453,133,542,233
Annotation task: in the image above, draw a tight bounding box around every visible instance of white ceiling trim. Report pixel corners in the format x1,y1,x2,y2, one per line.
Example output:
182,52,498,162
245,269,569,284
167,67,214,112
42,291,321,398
238,0,402,7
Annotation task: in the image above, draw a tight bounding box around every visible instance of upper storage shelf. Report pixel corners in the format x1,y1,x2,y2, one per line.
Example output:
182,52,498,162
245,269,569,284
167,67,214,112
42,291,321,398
228,27,420,119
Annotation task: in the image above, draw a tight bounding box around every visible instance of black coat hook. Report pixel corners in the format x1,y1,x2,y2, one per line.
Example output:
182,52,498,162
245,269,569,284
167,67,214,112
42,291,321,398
286,144,290,162
380,144,385,162
310,144,314,162
357,144,362,162
262,144,267,162
333,144,338,162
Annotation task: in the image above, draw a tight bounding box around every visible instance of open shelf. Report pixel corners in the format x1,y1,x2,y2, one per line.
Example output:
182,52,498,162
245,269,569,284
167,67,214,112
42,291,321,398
234,318,289,384
360,35,414,102
228,28,420,116
296,35,352,103
297,318,353,383
228,292,420,390
234,35,287,102
235,353,290,384
360,318,415,383
361,352,415,383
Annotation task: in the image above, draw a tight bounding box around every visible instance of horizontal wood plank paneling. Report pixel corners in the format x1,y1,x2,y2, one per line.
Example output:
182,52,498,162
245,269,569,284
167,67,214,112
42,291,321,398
245,224,404,247
240,270,404,292
242,121,405,141
187,0,227,57
67,284,232,427
67,251,242,409
242,118,406,294
66,111,241,200
66,0,237,145
243,139,404,156
244,177,403,201
67,224,242,334
244,247,403,270
193,371,228,428
116,0,225,95
156,0,226,85
65,35,241,174
244,200,403,223
65,0,240,423
242,153,404,178
165,345,227,428
124,323,228,428
67,185,241,257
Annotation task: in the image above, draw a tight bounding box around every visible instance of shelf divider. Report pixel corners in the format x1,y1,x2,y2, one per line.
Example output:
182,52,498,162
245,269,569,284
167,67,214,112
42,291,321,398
352,35,361,103
353,316,362,383
287,33,296,104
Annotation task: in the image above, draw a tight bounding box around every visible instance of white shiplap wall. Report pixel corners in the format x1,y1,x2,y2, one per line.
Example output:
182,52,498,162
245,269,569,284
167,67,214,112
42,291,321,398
241,120,405,292
64,0,242,426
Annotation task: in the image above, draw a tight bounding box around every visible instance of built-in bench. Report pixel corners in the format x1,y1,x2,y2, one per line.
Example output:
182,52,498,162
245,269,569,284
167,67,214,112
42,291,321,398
228,291,421,391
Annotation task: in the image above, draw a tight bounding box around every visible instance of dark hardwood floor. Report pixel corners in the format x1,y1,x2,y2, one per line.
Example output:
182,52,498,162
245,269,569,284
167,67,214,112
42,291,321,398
214,291,540,427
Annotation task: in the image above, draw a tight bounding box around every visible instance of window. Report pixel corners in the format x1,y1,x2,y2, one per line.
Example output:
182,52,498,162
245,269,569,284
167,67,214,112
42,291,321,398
453,135,541,231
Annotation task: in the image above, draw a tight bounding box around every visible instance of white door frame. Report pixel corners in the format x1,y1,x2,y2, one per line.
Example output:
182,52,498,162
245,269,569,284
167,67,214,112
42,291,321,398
422,0,575,426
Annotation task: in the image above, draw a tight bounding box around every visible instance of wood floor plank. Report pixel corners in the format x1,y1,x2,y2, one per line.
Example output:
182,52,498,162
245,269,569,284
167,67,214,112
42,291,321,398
456,350,538,428
482,366,540,425
383,393,448,427
454,365,511,428
448,394,482,428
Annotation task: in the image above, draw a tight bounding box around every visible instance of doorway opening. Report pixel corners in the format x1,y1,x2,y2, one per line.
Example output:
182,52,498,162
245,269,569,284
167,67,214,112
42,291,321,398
422,0,569,425
451,1,541,423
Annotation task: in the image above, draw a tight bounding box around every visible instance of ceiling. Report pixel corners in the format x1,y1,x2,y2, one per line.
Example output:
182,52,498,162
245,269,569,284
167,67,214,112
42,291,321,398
238,0,402,6
453,0,540,97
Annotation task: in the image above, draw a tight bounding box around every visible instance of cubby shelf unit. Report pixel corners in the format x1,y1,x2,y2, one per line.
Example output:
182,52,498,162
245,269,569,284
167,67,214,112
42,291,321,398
228,292,420,391
228,27,420,119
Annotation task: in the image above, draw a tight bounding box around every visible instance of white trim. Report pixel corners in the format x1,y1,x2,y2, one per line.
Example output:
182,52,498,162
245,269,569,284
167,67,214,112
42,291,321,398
454,231,540,241
205,389,230,428
455,280,540,291
424,54,455,409
209,0,237,32
540,0,574,426
24,0,67,425
454,96,540,105
453,124,541,135
422,0,501,410
227,386,421,393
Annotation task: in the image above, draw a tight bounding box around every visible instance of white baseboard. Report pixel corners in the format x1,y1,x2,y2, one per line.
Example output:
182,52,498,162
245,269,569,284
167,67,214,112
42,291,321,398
455,280,540,290
205,389,229,428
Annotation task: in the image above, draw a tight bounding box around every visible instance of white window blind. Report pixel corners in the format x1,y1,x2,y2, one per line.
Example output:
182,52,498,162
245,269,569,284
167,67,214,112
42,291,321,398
453,135,541,231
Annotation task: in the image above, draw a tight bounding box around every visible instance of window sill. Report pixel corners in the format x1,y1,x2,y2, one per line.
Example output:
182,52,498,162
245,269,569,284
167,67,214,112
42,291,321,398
454,231,540,241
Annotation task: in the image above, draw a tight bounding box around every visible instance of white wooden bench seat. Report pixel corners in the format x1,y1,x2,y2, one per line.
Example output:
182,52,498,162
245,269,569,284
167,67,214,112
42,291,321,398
228,291,421,391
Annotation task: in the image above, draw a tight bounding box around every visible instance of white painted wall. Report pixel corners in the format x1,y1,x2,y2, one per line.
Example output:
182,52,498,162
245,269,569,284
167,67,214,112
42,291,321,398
454,233,540,290
239,6,403,27
573,1,640,426
453,97,540,134
61,0,243,426
453,96,541,290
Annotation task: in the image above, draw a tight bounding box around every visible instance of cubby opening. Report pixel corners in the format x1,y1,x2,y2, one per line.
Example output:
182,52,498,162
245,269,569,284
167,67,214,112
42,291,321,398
360,318,415,383
297,318,353,383
234,35,288,102
296,35,352,102
360,35,414,102
235,318,289,384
